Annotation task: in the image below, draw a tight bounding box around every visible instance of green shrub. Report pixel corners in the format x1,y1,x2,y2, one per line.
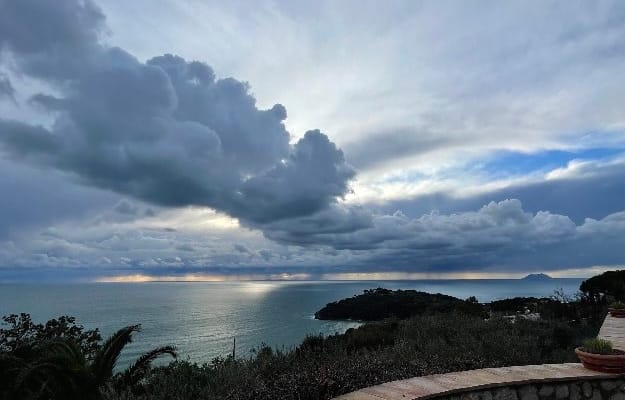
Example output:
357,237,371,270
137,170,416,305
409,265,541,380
582,338,613,355
0,313,101,357
609,301,625,309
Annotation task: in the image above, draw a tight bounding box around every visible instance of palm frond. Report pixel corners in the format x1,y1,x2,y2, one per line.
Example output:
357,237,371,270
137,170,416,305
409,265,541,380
0,352,27,371
91,325,140,385
36,339,86,368
15,360,78,397
0,353,27,398
122,345,177,384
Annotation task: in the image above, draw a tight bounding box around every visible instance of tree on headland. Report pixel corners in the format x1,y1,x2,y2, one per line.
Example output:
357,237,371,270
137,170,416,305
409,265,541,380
580,270,625,302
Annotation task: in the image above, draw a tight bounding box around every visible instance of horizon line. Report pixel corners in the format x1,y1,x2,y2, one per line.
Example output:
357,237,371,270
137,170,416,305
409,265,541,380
1,266,615,284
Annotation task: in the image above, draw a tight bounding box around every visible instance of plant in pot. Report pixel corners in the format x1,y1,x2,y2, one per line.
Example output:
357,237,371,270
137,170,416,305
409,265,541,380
575,338,625,373
609,301,625,318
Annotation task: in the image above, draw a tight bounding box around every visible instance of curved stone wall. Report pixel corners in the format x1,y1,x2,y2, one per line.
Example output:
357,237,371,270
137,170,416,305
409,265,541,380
333,364,621,400
434,378,625,400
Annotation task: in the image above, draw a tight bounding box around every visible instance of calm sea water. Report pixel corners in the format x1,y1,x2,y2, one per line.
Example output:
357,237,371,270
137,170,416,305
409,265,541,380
0,279,582,367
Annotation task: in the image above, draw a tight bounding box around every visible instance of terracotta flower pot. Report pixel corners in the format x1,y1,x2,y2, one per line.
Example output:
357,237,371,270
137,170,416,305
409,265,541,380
609,308,625,318
575,347,625,373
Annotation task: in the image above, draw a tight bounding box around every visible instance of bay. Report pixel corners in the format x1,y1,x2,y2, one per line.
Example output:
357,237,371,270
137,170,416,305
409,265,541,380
0,278,583,367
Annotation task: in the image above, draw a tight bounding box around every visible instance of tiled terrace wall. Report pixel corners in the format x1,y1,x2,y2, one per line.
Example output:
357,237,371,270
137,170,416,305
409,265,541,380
434,377,625,400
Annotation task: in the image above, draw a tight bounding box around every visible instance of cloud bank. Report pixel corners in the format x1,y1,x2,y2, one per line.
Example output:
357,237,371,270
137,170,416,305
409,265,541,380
1,0,624,280
0,0,355,237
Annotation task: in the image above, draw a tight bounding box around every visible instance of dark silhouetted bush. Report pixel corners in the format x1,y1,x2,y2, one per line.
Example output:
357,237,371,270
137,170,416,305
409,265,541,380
580,270,625,302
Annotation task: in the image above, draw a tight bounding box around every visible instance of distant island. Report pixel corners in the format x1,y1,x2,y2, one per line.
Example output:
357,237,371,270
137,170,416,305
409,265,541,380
521,273,553,280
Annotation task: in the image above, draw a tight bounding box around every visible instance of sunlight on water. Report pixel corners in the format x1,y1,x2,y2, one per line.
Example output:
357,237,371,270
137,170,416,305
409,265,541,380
236,282,281,297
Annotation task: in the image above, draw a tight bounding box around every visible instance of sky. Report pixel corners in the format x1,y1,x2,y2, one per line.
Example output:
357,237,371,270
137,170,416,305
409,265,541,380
0,0,625,281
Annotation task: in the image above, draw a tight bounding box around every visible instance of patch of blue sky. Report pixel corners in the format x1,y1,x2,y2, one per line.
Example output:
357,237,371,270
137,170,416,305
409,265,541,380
477,147,624,178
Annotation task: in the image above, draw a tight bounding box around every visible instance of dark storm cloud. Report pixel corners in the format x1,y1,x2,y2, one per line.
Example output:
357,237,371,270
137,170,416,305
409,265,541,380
343,128,453,170
262,204,373,245
251,197,625,274
235,130,355,223
0,0,106,80
113,200,140,216
262,199,625,274
267,199,577,251
0,0,356,236
233,244,250,254
0,74,15,100
0,158,121,238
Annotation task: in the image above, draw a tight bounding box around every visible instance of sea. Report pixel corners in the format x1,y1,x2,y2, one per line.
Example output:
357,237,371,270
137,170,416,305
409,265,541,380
0,278,583,367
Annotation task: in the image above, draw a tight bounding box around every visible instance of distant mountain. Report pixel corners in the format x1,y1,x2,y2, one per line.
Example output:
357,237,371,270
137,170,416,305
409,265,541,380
521,273,553,280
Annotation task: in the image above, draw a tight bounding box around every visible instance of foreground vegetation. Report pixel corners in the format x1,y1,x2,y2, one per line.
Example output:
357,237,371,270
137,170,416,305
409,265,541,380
3,270,623,400
132,314,600,400
0,314,175,400
0,311,602,400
